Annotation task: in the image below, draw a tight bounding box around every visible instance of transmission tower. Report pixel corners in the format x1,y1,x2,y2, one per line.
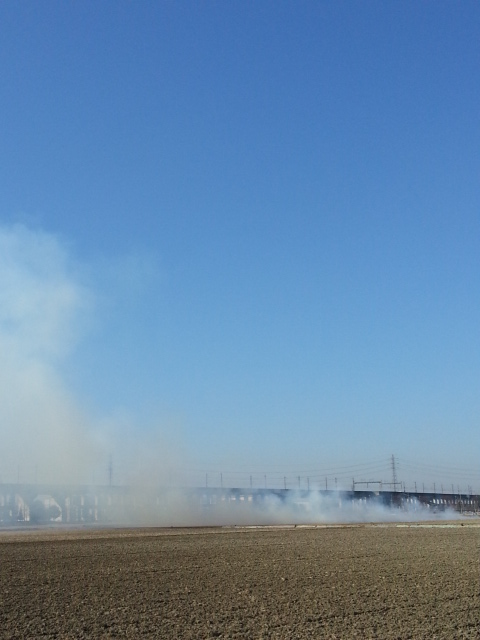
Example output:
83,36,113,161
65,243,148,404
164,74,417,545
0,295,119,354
391,454,398,492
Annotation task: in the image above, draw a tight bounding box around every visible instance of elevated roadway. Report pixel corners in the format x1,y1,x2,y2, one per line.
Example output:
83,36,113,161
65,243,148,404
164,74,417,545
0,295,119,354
1,483,478,526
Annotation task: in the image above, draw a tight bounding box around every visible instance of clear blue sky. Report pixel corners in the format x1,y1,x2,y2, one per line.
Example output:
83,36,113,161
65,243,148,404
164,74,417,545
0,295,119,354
1,2,479,490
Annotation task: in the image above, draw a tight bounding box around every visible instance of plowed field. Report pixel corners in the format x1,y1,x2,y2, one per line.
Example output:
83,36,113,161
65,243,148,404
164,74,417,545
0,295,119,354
1,523,479,639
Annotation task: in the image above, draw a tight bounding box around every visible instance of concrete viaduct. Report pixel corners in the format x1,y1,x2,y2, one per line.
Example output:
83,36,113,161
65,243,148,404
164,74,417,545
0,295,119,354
0,483,478,526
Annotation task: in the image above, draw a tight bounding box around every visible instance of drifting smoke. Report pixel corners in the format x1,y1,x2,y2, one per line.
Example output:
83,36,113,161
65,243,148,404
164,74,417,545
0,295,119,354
0,223,470,527
0,223,185,489
0,224,98,484
99,487,461,528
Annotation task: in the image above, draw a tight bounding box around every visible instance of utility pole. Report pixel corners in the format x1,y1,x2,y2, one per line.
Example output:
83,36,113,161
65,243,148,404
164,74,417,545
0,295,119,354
307,477,310,491
284,476,286,490
264,475,267,489
220,473,223,489
108,455,113,487
325,477,328,490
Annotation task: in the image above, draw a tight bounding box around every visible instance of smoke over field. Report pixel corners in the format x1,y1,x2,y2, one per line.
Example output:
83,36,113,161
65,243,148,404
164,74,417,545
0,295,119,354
1,223,478,526
97,486,462,528
0,224,98,485
0,224,181,487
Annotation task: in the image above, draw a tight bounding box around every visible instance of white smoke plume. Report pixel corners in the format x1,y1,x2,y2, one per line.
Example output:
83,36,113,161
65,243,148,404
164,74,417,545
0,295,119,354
0,224,100,484
0,223,187,489
0,223,471,527
99,488,463,528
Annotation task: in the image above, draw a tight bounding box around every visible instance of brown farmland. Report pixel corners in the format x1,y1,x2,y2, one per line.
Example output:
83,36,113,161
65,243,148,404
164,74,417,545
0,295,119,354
1,523,479,639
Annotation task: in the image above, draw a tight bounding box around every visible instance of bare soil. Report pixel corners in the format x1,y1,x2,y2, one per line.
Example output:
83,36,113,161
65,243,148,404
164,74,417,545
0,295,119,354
0,523,479,639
